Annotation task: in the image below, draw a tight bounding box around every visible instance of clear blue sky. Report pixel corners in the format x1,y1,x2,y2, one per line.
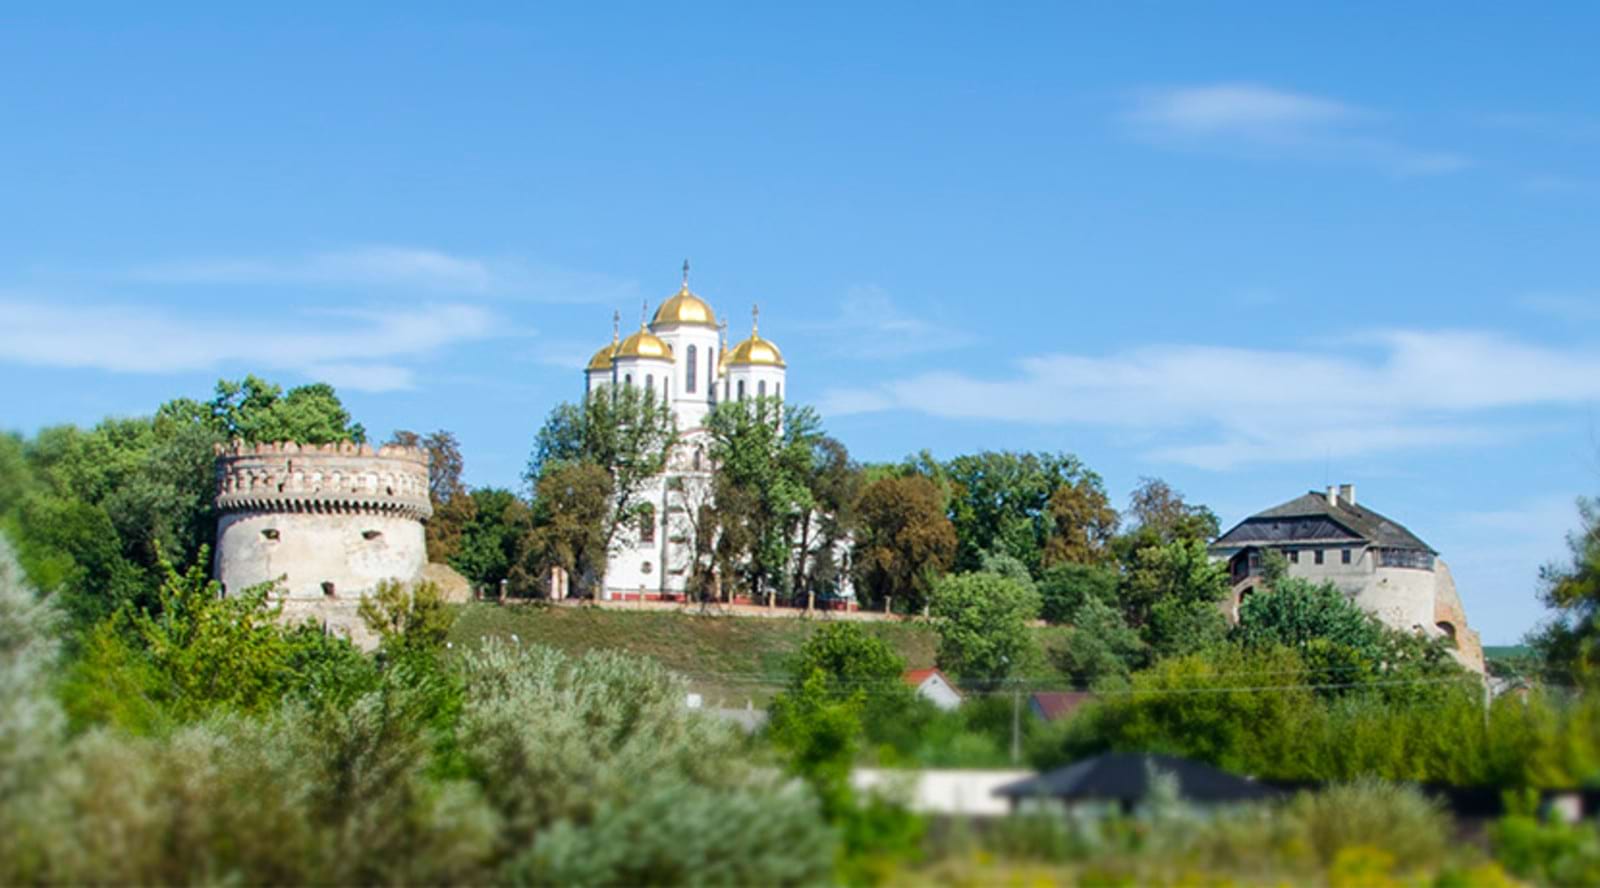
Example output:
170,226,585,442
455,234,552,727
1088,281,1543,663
3,4,1598,643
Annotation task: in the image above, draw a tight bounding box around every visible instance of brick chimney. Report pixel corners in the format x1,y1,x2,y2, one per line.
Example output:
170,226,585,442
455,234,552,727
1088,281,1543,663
1338,483,1356,506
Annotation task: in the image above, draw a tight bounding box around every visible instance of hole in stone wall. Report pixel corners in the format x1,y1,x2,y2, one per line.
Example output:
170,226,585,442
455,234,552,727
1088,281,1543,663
322,581,336,598
261,528,280,541
363,530,382,540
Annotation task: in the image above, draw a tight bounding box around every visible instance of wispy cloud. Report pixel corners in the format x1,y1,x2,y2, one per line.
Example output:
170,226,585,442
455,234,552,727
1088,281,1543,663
0,297,498,392
795,285,976,359
818,329,1600,470
1122,83,1469,176
131,246,641,304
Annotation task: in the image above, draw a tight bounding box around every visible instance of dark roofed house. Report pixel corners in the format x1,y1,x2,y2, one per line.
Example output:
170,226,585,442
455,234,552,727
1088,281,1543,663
1210,484,1483,673
1030,692,1093,723
995,752,1281,813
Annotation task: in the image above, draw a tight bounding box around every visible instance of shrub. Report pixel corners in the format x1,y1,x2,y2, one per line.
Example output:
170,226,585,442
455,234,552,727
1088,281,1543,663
1287,779,1451,870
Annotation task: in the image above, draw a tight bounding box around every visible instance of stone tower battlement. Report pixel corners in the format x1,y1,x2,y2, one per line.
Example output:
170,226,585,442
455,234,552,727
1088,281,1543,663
213,440,433,521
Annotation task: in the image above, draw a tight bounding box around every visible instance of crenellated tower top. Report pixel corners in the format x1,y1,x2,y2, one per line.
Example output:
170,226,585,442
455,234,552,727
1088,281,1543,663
213,440,433,520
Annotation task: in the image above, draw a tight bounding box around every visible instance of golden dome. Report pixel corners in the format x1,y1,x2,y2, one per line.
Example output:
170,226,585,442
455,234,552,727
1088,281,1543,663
615,327,674,360
725,333,785,367
586,341,618,372
653,284,718,328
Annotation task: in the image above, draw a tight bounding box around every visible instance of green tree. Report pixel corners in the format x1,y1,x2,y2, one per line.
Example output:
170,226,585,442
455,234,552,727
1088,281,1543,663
207,375,365,444
943,451,1101,574
852,474,956,613
388,429,477,562
1121,537,1231,631
1037,561,1120,625
359,579,455,657
929,571,1040,685
527,385,678,595
794,436,861,600
1053,596,1146,687
450,487,532,591
1529,494,1600,683
1121,477,1220,545
520,461,611,597
705,397,822,602
127,548,295,721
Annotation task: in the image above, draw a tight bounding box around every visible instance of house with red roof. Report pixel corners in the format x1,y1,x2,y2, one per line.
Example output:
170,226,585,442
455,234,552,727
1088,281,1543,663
903,668,963,711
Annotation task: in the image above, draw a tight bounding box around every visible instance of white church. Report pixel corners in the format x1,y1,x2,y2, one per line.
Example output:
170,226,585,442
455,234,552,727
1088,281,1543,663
579,264,837,604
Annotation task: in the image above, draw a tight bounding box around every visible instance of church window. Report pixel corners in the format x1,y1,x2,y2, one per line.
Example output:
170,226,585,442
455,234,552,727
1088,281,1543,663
776,383,781,399
639,503,656,544
321,581,336,598
646,373,654,393
686,345,697,393
709,348,716,390
693,447,703,470
624,373,633,387
758,380,766,397
737,380,745,400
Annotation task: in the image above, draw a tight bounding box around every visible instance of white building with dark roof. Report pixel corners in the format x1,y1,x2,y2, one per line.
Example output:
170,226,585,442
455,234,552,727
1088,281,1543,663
1211,484,1483,673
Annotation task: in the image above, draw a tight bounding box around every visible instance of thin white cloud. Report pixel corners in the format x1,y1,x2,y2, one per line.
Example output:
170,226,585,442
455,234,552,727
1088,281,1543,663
1123,83,1469,176
818,329,1600,470
131,246,641,304
0,297,498,392
796,285,976,359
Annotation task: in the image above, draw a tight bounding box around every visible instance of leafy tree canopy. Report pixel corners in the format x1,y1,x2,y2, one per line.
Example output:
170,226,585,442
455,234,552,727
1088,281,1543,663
206,375,365,444
851,474,956,613
1529,494,1600,684
929,570,1040,686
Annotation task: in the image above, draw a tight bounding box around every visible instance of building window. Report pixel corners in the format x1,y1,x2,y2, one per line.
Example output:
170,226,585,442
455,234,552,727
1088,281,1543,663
1288,550,1299,564
709,348,716,391
686,345,697,393
1314,549,1324,565
639,504,656,544
758,380,766,397
776,383,781,399
646,373,654,393
624,373,633,387
1341,548,1352,564
737,380,745,400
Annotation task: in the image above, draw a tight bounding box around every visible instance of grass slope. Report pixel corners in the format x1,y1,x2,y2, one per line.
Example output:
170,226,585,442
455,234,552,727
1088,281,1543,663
450,603,939,705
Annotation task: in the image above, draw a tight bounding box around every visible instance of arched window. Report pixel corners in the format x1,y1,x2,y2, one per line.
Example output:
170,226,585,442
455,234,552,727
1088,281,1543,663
646,373,654,393
708,348,716,391
737,380,745,400
686,345,697,393
758,380,766,397
624,373,633,387
775,383,782,400
638,503,656,544
693,447,703,470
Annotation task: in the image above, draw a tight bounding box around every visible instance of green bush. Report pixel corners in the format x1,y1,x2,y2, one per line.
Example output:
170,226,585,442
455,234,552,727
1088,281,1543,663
1492,813,1600,886
1286,779,1451,870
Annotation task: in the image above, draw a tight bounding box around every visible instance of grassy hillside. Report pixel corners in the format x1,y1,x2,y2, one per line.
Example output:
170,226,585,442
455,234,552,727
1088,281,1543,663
450,603,941,706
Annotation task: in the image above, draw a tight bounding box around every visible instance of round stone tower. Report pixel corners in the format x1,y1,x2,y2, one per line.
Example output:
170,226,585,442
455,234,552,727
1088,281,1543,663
213,440,432,646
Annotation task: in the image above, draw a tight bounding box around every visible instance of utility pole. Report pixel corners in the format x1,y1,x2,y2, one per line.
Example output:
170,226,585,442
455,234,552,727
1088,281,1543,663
1011,682,1021,765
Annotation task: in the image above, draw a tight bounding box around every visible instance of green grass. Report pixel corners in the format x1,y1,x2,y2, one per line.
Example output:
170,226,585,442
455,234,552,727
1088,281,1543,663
450,603,939,706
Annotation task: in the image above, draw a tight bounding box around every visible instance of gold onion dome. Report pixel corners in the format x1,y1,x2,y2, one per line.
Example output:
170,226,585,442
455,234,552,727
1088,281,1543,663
726,307,784,367
615,326,674,360
586,342,618,371
652,283,718,327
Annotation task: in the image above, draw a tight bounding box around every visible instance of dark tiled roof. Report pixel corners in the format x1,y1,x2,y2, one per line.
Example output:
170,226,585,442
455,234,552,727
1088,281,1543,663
995,752,1281,804
1030,692,1094,722
1214,491,1434,554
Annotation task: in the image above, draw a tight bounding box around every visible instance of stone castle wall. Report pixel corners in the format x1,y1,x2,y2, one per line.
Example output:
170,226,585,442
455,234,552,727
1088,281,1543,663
213,441,432,648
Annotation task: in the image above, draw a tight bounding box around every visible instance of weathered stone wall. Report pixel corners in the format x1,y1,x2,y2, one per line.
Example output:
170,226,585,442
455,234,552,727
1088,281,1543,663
213,441,432,649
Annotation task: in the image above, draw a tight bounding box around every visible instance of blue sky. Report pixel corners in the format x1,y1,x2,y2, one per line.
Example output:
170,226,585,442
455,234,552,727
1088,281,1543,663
3,4,1599,643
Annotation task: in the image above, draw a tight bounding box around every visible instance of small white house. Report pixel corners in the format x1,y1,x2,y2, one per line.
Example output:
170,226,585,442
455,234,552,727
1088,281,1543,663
903,668,963,711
